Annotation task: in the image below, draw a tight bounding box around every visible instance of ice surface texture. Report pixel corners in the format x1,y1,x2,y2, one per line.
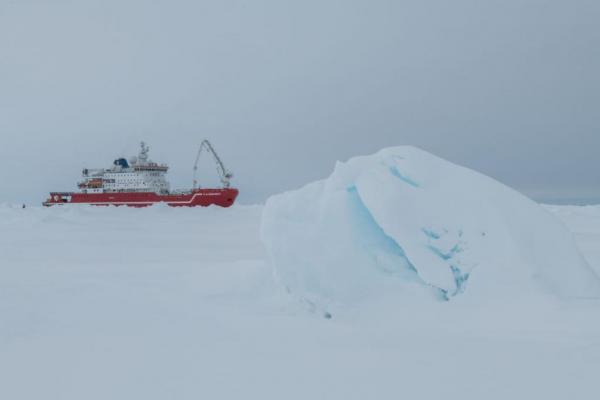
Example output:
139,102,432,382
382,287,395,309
261,147,600,306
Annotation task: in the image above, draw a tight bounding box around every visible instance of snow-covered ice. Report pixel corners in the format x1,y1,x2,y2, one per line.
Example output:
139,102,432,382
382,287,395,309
1,197,600,398
261,146,600,308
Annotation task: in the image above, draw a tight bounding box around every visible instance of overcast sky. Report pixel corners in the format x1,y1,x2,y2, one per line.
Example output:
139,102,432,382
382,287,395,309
1,0,598,205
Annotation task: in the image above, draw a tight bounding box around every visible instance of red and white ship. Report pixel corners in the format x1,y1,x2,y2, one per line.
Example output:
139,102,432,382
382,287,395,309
44,141,238,208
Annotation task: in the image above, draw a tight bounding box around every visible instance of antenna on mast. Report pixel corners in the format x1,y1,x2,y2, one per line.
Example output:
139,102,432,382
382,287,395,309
138,141,150,163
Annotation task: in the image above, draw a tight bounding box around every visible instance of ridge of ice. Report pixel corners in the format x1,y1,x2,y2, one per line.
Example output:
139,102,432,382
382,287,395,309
261,146,600,306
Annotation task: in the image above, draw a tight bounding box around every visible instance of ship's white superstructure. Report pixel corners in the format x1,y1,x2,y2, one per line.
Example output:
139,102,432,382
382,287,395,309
79,142,170,194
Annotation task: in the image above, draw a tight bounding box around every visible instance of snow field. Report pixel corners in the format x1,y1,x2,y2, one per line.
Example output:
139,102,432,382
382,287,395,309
1,201,600,399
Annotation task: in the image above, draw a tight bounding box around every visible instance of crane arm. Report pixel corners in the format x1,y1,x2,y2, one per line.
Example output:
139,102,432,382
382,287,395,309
193,140,233,189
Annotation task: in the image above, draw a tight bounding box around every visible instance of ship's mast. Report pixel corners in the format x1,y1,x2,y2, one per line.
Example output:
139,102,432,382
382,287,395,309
139,141,150,163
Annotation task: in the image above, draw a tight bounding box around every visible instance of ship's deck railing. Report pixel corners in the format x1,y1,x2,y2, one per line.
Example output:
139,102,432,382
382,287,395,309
49,192,74,196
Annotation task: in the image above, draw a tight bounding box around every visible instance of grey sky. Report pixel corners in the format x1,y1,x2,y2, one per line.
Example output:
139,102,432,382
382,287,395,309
1,0,598,205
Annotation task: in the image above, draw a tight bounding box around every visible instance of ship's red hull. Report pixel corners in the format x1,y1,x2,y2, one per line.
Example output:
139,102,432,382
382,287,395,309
43,188,239,208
